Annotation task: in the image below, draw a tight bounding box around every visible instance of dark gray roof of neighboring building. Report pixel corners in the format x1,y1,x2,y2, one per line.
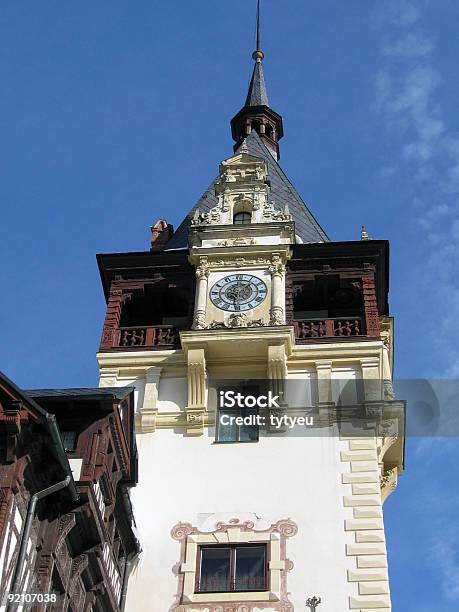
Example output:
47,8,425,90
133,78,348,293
26,387,134,402
245,61,269,107
0,370,79,500
165,130,330,250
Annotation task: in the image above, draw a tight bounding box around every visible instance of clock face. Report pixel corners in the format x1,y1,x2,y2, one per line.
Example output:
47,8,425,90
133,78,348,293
210,274,268,312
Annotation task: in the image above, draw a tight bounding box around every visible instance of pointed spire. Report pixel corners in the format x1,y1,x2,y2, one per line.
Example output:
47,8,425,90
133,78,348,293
230,0,283,159
253,0,264,62
245,62,269,107
361,225,370,241
246,0,268,106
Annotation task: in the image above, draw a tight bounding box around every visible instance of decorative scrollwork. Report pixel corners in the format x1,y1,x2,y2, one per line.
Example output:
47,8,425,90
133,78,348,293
170,522,193,541
274,519,298,538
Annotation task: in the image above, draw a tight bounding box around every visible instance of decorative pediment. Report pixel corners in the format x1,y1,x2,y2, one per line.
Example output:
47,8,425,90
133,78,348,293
190,153,291,230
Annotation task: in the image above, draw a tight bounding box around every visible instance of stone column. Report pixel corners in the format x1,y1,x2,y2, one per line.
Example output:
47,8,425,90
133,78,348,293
269,255,285,326
192,258,209,330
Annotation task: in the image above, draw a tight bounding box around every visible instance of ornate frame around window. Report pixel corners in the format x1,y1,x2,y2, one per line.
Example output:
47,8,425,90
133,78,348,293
170,517,297,611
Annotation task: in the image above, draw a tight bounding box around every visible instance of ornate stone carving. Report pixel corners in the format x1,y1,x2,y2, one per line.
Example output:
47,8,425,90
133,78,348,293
380,466,398,503
383,379,395,400
195,263,210,280
208,315,265,329
270,306,284,326
217,237,256,247
192,309,206,330
269,255,286,278
189,153,293,230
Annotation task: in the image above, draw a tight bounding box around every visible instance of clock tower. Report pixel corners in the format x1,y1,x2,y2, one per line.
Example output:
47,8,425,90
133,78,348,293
96,4,405,610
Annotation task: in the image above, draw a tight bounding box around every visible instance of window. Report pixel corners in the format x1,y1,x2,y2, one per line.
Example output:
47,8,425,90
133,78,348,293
61,431,77,452
196,545,267,593
233,212,251,225
216,386,259,443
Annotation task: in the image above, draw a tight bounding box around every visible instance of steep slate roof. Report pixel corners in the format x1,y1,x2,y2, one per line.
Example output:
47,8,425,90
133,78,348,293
245,61,269,107
166,130,330,250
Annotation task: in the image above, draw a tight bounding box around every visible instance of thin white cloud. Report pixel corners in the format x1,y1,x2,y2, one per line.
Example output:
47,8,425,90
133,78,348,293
374,0,424,28
382,32,435,58
431,536,459,601
374,0,459,377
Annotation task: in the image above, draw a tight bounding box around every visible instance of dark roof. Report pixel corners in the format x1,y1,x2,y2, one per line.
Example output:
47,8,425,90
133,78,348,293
166,130,329,250
0,370,79,500
245,61,269,107
26,387,134,402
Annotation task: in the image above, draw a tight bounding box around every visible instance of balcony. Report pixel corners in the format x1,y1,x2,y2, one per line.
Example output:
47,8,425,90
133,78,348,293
294,317,364,342
105,325,181,351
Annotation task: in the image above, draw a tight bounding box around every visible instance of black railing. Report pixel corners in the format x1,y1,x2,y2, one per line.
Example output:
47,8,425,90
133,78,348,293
197,575,267,593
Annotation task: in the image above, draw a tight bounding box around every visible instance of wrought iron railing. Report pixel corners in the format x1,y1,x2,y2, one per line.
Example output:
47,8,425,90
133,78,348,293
197,575,267,593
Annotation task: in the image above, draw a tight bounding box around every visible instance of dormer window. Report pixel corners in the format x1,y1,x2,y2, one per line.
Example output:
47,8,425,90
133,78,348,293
233,212,251,225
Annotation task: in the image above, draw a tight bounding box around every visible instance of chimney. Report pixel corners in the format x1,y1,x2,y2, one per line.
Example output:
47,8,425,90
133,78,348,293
150,220,174,251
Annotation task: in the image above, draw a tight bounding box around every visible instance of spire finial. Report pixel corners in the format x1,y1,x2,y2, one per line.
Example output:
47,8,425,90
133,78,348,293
252,0,264,62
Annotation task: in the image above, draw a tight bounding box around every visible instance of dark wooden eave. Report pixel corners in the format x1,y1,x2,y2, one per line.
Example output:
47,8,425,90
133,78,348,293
97,249,192,302
289,239,390,316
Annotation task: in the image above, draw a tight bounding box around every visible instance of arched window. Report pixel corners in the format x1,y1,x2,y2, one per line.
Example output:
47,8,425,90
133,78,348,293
233,212,252,225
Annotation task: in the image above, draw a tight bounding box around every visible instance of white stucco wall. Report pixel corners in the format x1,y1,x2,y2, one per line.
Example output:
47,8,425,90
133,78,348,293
98,342,396,612
125,416,358,610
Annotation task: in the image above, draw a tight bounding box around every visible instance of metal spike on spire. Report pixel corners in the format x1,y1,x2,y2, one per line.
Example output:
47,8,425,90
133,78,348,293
245,0,269,107
252,0,264,62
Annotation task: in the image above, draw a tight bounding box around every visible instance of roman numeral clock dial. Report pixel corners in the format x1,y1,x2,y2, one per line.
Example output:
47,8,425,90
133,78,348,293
210,274,267,312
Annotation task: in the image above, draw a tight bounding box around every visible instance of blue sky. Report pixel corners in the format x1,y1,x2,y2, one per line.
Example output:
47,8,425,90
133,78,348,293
1,1,458,609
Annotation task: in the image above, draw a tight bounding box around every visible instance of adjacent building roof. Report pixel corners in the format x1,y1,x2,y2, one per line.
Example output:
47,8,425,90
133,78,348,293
165,130,330,250
26,387,134,402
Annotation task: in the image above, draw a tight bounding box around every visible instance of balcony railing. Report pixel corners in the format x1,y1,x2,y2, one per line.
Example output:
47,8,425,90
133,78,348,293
197,575,267,593
115,325,181,349
294,317,363,341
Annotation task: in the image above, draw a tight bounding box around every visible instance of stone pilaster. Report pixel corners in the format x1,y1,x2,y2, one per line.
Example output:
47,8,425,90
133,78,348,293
185,348,207,436
267,344,287,431
136,367,162,433
360,358,382,401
